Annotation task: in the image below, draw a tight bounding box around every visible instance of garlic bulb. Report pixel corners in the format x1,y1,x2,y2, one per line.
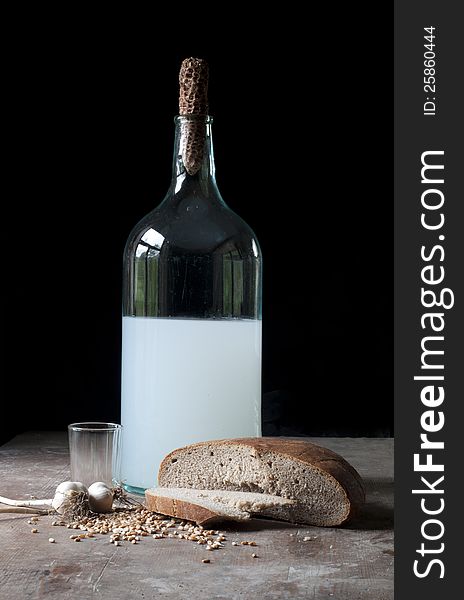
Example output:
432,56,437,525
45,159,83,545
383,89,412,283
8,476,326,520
1,480,114,516
52,481,88,513
88,482,114,513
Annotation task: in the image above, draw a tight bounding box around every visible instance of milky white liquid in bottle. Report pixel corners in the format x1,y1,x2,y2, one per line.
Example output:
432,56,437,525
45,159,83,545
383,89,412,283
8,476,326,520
121,317,262,490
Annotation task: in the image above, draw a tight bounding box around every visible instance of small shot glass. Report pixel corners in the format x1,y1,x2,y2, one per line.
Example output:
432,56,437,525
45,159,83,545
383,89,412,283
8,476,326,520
68,422,122,488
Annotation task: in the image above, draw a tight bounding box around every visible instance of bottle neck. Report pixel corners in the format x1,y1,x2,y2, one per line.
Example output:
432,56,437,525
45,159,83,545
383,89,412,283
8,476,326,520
170,115,219,199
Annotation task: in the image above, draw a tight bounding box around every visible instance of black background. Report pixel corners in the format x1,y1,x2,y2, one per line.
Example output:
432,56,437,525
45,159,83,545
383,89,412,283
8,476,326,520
0,13,391,445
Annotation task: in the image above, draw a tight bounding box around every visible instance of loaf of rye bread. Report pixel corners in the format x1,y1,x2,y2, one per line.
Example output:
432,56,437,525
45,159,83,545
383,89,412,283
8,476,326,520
157,438,365,526
145,487,295,525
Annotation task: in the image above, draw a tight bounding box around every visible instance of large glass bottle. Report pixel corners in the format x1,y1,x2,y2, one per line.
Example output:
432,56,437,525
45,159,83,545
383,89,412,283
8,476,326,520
121,115,262,492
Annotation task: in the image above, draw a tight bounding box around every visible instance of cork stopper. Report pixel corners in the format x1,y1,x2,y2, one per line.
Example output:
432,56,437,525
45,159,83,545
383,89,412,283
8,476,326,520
179,58,209,116
178,58,209,175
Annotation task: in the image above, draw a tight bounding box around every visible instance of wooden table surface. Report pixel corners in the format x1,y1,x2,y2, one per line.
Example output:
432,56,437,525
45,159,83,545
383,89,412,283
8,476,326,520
0,433,393,600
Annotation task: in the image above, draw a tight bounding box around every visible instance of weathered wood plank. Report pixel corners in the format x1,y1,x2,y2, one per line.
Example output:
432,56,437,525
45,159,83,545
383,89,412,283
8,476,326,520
0,432,393,599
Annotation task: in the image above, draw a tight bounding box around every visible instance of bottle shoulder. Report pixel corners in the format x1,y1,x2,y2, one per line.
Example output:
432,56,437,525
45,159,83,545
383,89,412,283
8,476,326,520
124,197,261,260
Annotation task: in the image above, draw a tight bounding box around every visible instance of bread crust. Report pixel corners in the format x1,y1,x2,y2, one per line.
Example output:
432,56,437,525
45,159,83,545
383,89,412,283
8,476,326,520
159,438,365,525
145,489,232,525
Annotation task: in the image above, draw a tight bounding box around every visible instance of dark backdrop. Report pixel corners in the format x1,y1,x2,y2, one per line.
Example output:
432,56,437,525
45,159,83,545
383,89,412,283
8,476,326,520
0,14,392,445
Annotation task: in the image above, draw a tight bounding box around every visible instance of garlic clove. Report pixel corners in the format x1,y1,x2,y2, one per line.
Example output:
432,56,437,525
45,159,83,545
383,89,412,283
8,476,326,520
88,482,114,513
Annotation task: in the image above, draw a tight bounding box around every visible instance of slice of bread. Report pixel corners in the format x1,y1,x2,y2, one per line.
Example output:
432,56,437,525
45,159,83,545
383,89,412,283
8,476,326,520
158,438,365,526
144,487,295,525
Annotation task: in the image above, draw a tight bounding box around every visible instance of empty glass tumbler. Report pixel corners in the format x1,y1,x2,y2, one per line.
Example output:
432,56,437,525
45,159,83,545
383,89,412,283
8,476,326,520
68,422,122,488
